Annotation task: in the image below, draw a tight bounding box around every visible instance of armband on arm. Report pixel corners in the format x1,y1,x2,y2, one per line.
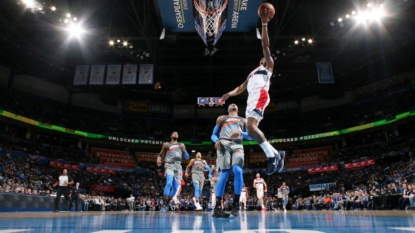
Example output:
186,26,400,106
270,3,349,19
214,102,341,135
182,151,190,160
211,125,220,143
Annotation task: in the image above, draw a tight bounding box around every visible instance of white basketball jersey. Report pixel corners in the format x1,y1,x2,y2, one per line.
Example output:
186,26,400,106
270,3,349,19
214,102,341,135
247,65,272,94
255,178,264,190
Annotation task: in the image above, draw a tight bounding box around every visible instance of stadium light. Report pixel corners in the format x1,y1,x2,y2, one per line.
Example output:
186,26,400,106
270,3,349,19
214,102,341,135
38,7,42,11
64,19,69,24
23,0,35,8
338,18,342,22
367,3,372,7
346,14,350,18
352,11,356,15
51,6,56,11
308,39,313,44
370,8,384,20
302,38,305,41
67,23,85,38
109,40,114,45
123,41,128,46
73,17,77,22
66,13,71,18
294,40,299,44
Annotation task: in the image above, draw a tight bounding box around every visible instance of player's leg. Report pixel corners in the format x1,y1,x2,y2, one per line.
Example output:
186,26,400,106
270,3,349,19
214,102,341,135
230,147,244,217
161,164,174,212
213,145,231,218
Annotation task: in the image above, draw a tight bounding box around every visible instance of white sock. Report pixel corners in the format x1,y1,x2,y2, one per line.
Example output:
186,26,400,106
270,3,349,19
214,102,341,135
259,141,275,158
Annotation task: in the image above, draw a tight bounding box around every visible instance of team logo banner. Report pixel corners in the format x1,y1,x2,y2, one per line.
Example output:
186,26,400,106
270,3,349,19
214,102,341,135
309,182,336,191
317,63,334,83
122,64,138,85
345,159,375,169
73,65,89,85
89,65,106,85
106,65,122,85
226,0,262,32
308,165,338,173
138,64,154,84
156,0,194,32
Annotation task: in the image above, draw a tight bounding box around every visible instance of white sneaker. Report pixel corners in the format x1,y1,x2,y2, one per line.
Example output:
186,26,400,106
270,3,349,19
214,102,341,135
196,203,203,210
284,209,287,213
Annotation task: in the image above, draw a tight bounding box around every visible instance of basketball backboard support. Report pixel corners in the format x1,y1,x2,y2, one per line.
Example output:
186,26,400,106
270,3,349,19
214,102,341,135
156,0,263,52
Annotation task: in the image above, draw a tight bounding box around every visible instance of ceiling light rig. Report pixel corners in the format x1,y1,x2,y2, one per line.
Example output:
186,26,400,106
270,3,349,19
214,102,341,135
329,2,395,28
108,39,151,60
293,37,313,46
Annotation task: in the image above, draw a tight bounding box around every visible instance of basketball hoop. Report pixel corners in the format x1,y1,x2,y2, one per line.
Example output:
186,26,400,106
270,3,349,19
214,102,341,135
194,0,228,38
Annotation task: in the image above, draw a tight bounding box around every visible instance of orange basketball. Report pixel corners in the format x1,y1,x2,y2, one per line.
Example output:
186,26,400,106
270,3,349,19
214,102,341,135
258,3,275,19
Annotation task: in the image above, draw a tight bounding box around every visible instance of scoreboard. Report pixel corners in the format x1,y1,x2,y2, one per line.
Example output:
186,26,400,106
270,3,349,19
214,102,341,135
197,97,224,107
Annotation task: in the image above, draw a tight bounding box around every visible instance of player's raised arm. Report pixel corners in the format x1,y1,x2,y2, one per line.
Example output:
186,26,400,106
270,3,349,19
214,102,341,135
260,9,274,73
221,79,248,103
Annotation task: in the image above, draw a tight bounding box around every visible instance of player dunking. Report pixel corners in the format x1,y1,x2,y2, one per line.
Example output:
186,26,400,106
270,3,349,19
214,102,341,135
221,7,285,175
156,131,190,213
253,173,268,211
211,103,253,218
185,152,212,210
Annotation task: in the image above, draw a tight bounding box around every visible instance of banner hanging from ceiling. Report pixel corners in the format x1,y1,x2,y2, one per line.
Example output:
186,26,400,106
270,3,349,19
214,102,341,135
226,0,262,32
106,65,122,85
89,65,106,85
73,65,89,85
138,64,154,84
122,64,138,85
156,0,195,32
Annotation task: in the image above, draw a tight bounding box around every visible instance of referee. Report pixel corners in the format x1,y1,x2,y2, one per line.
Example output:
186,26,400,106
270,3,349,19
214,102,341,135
53,169,74,212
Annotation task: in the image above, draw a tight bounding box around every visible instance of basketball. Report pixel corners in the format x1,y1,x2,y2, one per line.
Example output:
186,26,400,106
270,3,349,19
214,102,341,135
258,3,275,19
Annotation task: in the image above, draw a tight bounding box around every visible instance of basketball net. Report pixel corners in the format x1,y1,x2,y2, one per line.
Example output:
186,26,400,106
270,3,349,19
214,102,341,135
194,0,228,38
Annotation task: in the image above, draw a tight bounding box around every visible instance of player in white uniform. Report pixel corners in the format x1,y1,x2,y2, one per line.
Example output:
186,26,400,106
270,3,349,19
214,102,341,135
221,8,285,175
239,183,248,210
253,173,268,211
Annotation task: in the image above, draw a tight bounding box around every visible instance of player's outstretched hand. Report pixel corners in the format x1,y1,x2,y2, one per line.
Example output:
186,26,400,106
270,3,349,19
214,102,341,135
260,8,271,24
221,93,230,104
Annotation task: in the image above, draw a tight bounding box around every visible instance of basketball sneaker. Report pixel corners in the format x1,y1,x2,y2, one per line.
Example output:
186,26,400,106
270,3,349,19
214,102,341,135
261,206,267,211
195,202,203,210
277,150,286,173
266,156,278,175
230,206,239,217
213,208,230,218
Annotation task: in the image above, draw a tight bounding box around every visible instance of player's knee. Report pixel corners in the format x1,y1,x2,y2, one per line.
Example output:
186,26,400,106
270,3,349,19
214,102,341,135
246,123,257,136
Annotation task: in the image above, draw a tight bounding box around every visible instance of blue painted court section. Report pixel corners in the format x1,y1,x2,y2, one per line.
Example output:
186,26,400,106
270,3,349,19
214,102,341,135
0,211,414,233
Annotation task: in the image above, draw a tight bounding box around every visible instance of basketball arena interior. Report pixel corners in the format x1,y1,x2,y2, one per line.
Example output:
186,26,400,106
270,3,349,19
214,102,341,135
0,0,415,232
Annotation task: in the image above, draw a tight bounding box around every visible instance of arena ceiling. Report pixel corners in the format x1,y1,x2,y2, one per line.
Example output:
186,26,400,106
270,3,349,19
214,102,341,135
0,0,414,104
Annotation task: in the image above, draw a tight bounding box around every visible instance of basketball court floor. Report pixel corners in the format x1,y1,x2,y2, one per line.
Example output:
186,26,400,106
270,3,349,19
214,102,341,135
0,210,414,233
